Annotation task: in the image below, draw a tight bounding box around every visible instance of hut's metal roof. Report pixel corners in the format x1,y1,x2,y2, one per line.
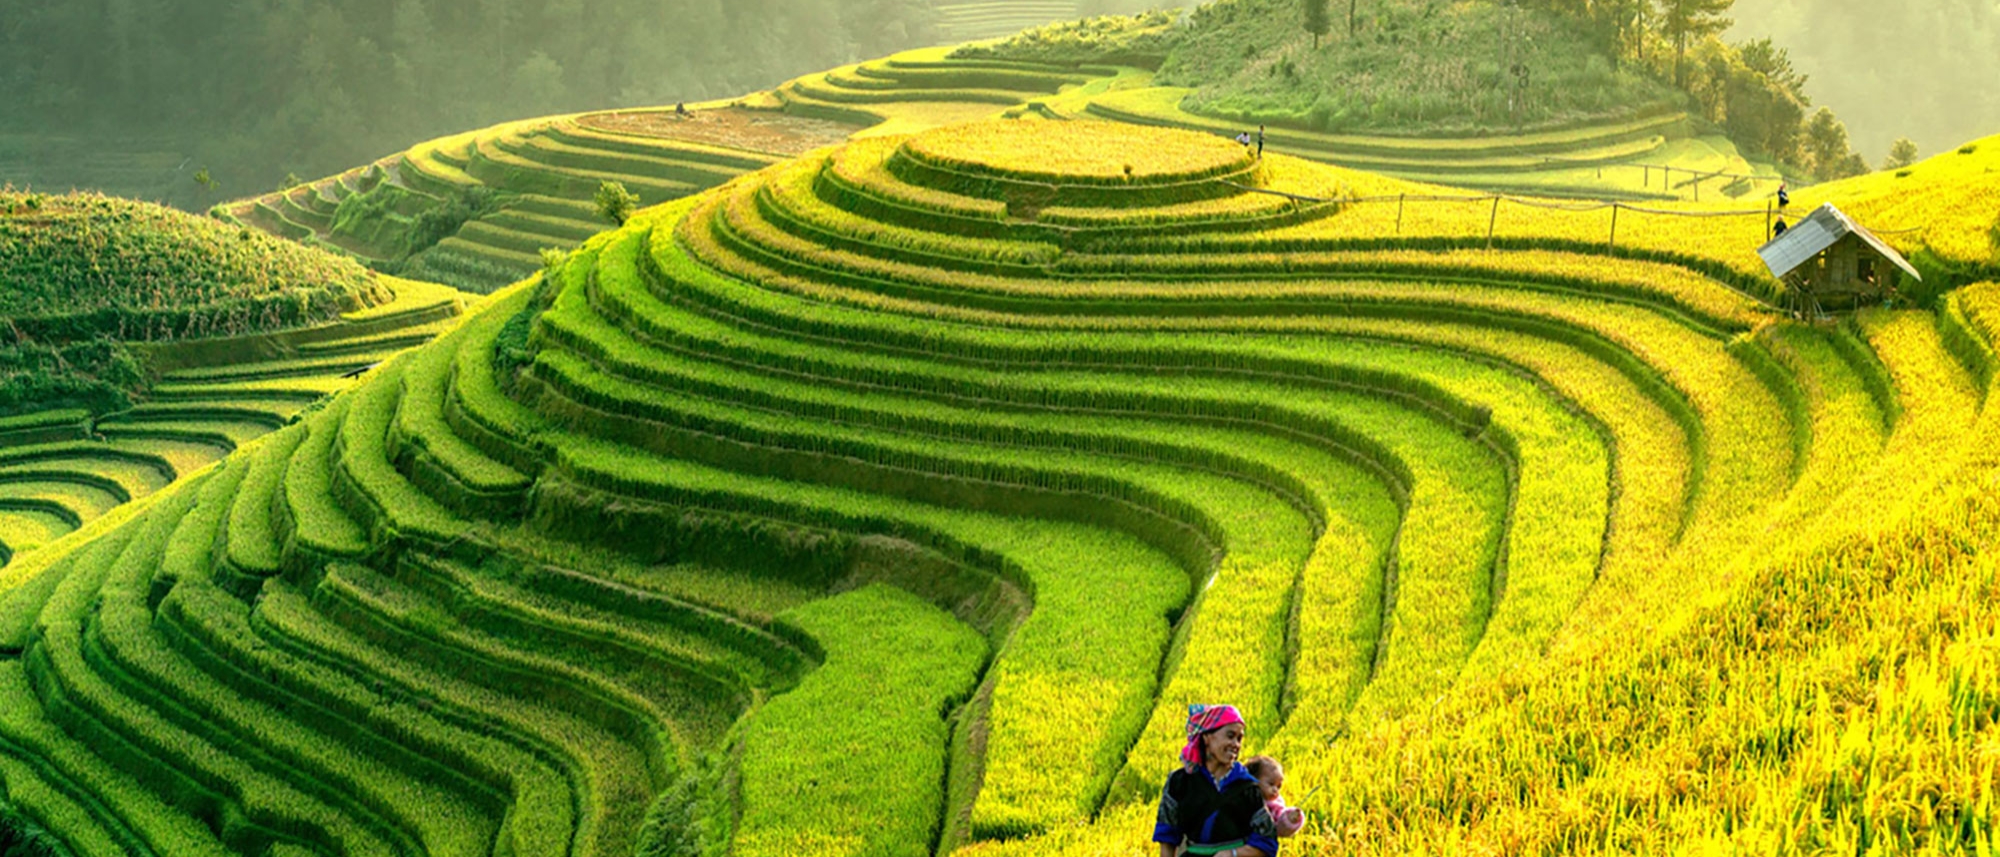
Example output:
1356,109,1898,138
1757,202,1922,282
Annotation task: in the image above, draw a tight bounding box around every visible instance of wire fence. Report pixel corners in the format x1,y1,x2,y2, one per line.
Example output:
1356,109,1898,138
1535,156,1780,202
1224,180,1927,252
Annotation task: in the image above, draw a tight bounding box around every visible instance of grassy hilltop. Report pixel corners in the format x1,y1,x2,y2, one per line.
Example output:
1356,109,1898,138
1159,0,1682,134
0,192,380,343
3,7,2000,857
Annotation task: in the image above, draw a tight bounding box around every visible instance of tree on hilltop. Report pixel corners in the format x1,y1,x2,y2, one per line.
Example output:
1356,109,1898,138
1304,0,1330,47
1736,37,1808,101
1883,137,1920,170
1659,0,1733,87
1595,0,1643,68
1803,107,1869,181
1709,40,1808,164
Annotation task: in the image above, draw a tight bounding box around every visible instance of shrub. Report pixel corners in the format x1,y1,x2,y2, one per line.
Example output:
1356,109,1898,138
538,247,567,279
595,181,639,227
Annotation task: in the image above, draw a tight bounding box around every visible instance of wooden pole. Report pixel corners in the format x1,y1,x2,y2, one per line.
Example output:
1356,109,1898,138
1395,193,1405,234
1486,196,1500,249
1608,203,1619,251
1766,200,1773,240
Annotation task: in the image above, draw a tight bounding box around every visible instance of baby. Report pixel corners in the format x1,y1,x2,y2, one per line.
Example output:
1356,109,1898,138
1243,756,1305,837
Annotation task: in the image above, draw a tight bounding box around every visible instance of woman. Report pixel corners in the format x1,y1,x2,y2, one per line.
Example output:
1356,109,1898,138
1153,704,1279,857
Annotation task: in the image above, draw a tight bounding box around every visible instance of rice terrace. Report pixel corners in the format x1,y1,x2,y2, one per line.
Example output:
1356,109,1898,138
1,1,1998,855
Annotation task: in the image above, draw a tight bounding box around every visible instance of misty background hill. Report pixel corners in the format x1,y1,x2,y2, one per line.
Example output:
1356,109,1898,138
0,0,1991,211
0,0,1150,210
1728,0,2000,164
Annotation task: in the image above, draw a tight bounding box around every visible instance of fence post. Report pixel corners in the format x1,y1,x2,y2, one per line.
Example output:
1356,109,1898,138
1486,196,1500,249
1395,193,1405,234
1766,200,1773,241
1608,203,1619,252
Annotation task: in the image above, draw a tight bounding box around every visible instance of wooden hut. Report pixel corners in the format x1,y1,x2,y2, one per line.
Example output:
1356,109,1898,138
1758,202,1921,317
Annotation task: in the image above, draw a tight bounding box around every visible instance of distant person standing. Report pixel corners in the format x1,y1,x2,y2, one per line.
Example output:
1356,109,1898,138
1777,183,1790,209
1256,125,1265,159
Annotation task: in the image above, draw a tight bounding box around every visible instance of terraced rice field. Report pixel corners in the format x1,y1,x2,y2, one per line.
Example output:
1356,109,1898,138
219,47,1139,295
933,1,1083,43
219,114,807,294
12,116,1998,856
0,279,468,577
771,46,1117,135
225,39,1805,302
1083,87,1780,202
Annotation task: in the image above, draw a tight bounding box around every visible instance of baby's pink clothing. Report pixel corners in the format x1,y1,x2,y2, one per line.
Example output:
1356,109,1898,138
1265,797,1305,837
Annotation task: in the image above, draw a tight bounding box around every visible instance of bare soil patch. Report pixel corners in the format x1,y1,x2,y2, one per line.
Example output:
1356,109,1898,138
577,107,862,157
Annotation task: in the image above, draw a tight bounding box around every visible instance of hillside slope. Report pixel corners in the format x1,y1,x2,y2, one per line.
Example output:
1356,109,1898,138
236,33,1811,297
7,116,1998,857
974,9,1847,202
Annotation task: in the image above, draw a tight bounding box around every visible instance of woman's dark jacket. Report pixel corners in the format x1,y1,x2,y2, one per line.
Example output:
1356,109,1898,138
1152,762,1280,854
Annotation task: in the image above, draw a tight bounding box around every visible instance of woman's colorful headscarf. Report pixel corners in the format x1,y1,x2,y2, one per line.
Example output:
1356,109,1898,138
1180,703,1243,766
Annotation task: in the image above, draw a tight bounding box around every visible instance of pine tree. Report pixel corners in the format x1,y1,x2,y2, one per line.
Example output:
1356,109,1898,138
1883,137,1920,170
1659,0,1734,88
1803,107,1856,181
1304,0,1330,48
